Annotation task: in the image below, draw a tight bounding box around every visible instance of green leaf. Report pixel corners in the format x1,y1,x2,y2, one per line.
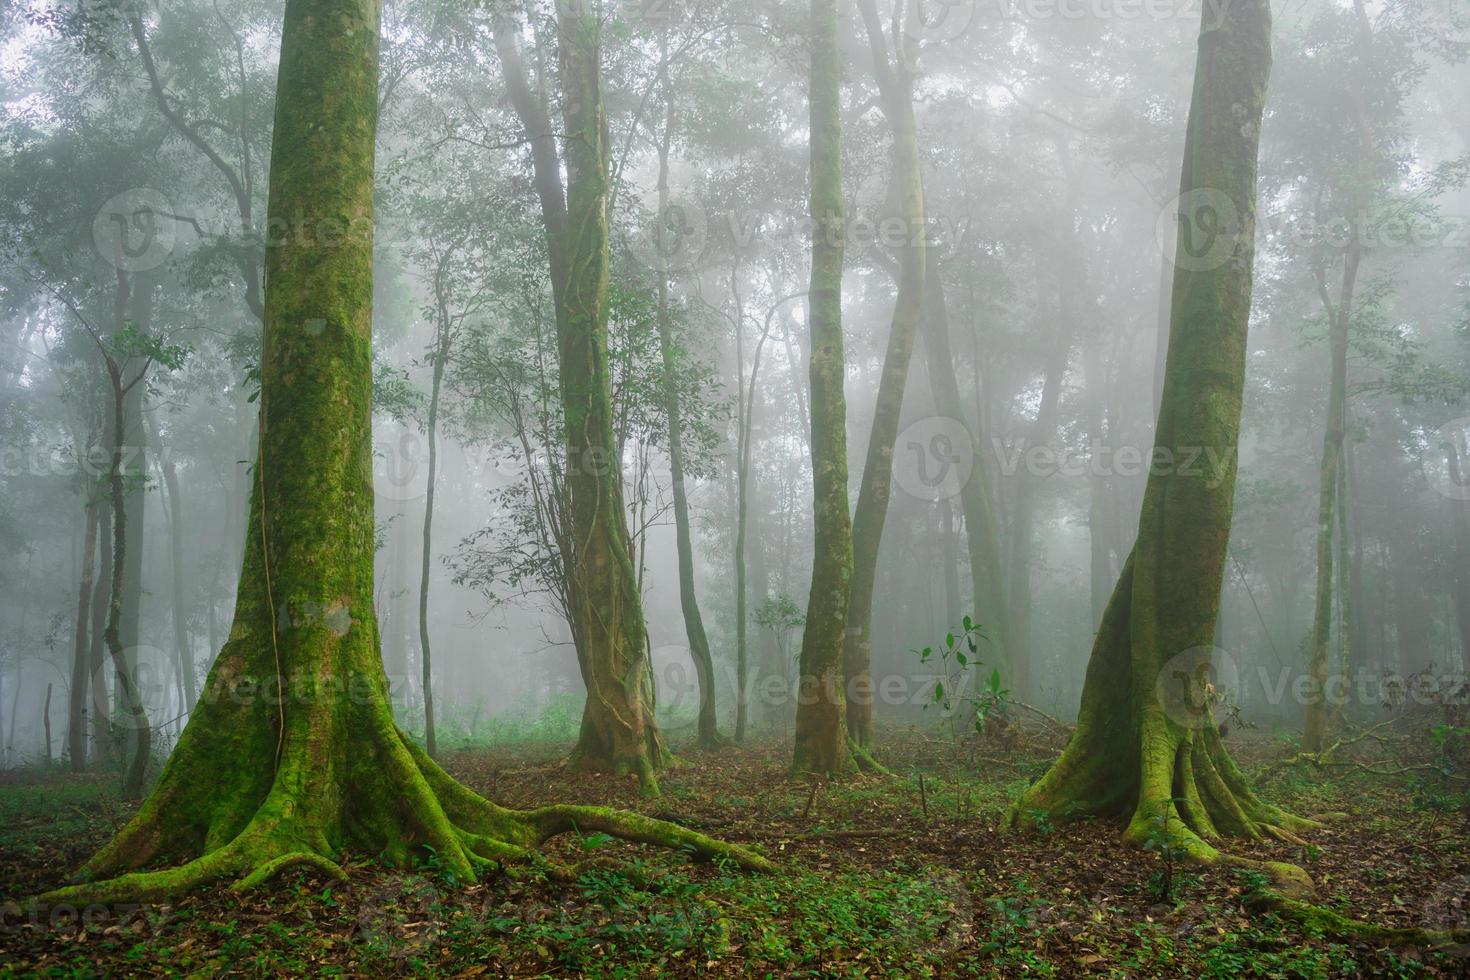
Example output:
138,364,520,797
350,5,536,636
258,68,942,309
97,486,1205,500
934,681,944,702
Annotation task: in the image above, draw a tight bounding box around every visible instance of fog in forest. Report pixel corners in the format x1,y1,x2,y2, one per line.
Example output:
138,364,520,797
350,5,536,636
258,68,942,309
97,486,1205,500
0,0,1466,774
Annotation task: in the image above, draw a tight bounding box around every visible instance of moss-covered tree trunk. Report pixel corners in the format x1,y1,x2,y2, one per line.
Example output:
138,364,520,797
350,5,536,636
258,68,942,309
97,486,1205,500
38,0,768,907
492,8,667,791
1005,0,1317,882
792,0,854,778
841,0,926,754
555,5,670,792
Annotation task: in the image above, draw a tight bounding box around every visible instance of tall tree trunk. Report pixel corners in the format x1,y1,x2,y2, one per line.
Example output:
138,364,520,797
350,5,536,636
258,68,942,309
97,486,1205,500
555,4,668,791
793,0,854,777
1303,249,1356,753
44,0,767,907
69,494,100,771
652,60,720,751
842,0,927,753
492,9,666,790
1005,0,1313,882
103,358,151,801
418,262,454,760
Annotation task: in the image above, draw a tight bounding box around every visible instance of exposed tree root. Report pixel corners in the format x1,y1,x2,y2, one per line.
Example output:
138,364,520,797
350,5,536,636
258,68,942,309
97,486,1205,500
1245,882,1470,950
848,738,894,777
36,717,772,909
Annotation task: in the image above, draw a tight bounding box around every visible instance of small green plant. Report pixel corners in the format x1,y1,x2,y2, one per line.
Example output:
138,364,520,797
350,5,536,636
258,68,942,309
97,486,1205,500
1142,800,1187,903
914,614,1010,743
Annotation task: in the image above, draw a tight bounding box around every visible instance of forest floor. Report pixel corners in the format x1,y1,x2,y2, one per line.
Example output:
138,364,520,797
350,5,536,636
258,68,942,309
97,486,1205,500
1,725,1467,978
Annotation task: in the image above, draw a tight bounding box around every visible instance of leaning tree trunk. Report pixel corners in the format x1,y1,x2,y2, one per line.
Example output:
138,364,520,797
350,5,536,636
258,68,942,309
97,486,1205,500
1004,0,1317,883
38,0,767,908
841,0,926,755
792,0,854,778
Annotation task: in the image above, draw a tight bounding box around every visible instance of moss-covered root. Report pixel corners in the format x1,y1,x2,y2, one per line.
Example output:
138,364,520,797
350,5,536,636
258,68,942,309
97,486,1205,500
1246,884,1470,950
847,738,894,777
523,805,776,873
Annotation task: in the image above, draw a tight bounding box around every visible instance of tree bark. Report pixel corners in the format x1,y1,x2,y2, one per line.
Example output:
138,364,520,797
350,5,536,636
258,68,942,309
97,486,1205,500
792,0,854,778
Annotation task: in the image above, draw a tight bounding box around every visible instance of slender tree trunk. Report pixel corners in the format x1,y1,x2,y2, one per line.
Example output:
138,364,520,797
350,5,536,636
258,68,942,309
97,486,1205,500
418,284,449,759
1448,441,1470,663
69,495,100,771
917,248,1011,678
43,683,53,766
734,273,751,744
90,503,112,764
792,0,854,777
103,358,151,801
156,426,197,712
1303,250,1356,753
842,0,927,753
652,66,720,750
1006,0,1312,882
115,277,154,750
939,496,962,630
